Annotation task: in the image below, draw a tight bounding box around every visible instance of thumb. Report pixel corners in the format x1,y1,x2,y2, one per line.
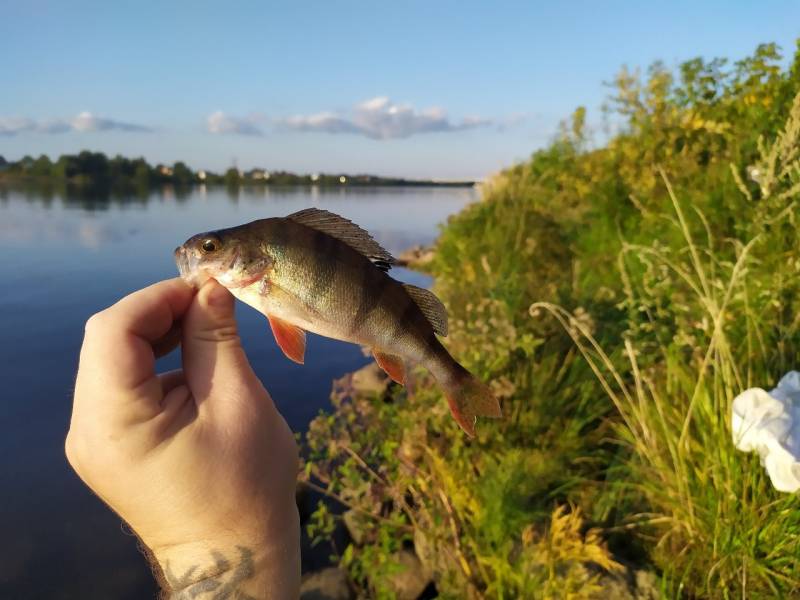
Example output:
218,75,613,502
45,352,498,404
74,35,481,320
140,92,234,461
181,280,261,402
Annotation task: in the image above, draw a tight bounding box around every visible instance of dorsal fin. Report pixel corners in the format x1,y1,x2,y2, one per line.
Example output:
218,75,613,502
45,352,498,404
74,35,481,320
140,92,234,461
287,208,395,272
403,284,448,336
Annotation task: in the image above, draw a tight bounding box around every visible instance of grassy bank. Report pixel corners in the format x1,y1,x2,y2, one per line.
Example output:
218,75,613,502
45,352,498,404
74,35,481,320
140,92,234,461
303,41,800,598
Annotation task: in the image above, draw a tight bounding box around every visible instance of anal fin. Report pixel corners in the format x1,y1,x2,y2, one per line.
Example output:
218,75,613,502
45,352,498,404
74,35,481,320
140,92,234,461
268,316,306,364
373,350,406,385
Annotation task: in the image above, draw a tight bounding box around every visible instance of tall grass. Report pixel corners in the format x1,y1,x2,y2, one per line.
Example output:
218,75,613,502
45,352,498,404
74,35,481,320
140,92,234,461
532,93,800,596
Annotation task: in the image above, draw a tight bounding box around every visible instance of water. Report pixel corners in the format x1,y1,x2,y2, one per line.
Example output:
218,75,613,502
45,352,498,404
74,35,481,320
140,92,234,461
0,183,475,599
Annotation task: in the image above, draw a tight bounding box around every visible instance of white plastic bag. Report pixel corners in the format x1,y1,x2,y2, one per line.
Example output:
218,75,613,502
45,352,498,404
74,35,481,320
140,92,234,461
732,371,800,492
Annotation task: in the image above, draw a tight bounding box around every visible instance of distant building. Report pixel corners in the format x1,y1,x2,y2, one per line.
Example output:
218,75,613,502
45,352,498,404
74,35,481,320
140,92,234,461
197,170,207,181
310,173,320,182
339,175,347,184
250,169,270,180
159,165,173,176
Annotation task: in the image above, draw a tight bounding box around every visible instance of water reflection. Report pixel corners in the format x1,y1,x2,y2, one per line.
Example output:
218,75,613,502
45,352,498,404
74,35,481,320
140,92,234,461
0,180,202,210
0,180,475,213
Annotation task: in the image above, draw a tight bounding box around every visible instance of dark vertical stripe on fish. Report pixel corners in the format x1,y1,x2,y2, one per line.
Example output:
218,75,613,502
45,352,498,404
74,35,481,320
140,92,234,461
307,231,337,303
269,220,287,247
349,264,383,336
389,294,418,343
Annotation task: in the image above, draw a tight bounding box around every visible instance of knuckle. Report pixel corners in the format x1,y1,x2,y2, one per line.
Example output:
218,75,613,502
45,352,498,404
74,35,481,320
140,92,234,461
84,310,108,336
64,431,82,470
193,324,240,344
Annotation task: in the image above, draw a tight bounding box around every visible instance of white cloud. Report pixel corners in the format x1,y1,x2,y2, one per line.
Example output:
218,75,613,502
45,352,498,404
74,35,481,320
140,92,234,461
0,117,36,136
0,112,150,136
37,119,72,134
358,96,391,112
70,111,150,132
280,97,493,140
207,111,263,136
282,112,360,135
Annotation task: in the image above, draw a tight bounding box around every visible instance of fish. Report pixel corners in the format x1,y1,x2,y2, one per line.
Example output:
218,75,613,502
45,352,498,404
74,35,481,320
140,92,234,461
174,208,501,436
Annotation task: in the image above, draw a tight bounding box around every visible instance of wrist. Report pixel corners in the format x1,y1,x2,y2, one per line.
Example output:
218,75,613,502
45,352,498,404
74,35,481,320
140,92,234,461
149,508,300,599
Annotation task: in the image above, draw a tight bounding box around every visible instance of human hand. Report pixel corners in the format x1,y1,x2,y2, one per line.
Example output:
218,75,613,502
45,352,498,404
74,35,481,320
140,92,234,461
66,278,300,599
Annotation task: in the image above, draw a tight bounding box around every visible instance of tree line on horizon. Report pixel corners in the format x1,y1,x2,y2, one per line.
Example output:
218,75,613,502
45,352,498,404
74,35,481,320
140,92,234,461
0,150,470,187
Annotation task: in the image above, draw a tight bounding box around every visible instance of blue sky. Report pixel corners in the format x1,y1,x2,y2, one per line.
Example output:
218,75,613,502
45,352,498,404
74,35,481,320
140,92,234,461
1,1,799,179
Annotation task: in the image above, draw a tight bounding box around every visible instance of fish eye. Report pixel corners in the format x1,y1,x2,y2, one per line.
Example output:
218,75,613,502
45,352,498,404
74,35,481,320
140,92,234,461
201,238,220,253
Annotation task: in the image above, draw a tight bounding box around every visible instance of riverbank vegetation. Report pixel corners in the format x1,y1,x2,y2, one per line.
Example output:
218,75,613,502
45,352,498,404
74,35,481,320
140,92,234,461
303,41,800,598
0,152,472,188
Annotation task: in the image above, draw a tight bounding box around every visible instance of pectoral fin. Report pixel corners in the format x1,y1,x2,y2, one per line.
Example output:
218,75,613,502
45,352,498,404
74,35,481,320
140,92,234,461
268,316,306,364
372,350,406,385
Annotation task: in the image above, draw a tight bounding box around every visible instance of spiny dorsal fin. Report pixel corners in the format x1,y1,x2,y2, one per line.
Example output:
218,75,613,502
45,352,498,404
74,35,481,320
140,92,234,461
403,284,448,336
287,208,395,272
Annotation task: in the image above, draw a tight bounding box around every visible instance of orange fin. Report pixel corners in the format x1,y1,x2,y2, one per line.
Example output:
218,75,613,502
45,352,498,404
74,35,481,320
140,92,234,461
373,350,406,385
268,316,306,364
443,372,501,437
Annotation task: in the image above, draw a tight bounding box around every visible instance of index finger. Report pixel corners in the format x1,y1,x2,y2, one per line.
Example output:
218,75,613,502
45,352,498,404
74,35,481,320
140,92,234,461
80,278,195,393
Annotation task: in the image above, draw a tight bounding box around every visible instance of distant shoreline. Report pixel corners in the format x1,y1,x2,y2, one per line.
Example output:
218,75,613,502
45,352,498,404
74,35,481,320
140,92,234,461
0,150,476,188
0,175,476,188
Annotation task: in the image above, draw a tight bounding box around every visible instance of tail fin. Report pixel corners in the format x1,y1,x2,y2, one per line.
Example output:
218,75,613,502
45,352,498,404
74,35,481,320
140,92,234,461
440,367,502,437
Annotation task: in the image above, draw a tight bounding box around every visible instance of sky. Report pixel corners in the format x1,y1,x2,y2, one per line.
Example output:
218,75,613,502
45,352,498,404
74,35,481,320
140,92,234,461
1,1,799,180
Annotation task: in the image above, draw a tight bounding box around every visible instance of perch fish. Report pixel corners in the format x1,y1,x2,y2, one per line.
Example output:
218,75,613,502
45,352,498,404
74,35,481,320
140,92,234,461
174,208,501,436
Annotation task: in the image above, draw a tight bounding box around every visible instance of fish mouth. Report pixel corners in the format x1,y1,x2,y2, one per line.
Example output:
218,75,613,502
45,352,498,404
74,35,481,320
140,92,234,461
174,246,193,280
174,245,210,288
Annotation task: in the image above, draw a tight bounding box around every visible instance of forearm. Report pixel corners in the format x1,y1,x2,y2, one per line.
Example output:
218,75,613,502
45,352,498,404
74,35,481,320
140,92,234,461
150,510,301,600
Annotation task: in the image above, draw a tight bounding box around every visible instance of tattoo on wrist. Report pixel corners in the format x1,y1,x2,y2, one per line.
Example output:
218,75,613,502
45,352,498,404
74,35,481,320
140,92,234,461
159,546,256,600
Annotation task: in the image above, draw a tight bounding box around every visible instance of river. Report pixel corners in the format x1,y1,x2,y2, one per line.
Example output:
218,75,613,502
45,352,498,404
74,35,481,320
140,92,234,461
0,183,475,599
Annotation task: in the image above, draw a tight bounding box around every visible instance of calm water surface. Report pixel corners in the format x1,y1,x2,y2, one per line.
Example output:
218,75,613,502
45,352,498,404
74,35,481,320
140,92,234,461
0,184,475,599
